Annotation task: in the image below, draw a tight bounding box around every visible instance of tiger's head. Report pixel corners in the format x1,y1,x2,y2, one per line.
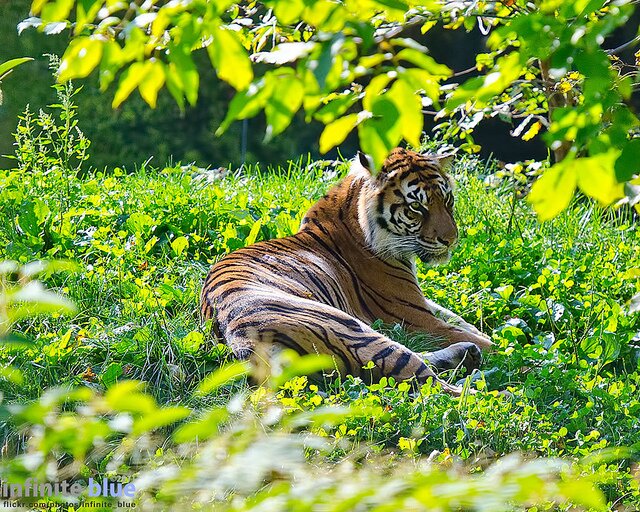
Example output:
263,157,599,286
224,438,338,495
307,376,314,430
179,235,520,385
354,147,458,264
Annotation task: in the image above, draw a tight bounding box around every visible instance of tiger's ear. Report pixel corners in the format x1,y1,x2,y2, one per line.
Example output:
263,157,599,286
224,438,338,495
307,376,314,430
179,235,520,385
353,151,377,176
437,153,455,172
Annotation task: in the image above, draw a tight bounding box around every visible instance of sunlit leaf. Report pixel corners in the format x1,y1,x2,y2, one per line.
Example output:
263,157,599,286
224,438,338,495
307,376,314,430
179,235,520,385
388,77,423,148
132,406,191,435
615,138,640,183
576,151,624,206
216,77,272,135
105,381,157,414
138,60,165,108
40,0,74,22
208,25,253,91
170,235,189,256
264,73,304,141
252,42,315,65
196,362,249,395
528,160,577,221
0,57,34,77
319,113,359,153
112,62,145,108
58,36,103,82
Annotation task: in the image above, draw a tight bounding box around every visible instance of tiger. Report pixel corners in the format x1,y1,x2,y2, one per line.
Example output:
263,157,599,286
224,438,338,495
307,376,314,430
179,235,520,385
200,147,493,395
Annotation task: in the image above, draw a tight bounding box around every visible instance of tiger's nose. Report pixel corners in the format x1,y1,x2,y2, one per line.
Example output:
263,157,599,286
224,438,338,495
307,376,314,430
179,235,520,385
436,236,457,247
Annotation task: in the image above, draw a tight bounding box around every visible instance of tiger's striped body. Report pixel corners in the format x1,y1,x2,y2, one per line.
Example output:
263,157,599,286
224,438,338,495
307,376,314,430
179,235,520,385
201,148,492,394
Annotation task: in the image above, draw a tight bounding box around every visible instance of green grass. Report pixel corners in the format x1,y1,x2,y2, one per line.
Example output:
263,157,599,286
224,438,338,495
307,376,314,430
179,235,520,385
0,153,639,510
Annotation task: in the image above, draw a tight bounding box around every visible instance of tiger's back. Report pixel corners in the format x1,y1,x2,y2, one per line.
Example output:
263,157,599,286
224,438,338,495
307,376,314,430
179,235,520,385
201,148,492,393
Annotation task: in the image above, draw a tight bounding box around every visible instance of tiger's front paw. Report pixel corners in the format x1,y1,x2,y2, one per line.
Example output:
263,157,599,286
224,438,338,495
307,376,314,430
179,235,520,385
423,342,482,374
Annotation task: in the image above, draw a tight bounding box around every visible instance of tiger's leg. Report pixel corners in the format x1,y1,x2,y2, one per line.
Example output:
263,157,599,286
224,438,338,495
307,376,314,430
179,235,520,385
425,299,491,344
423,342,481,374
220,294,467,396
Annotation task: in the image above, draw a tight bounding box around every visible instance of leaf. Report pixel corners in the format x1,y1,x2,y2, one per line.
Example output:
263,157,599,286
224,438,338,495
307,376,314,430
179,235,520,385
272,0,305,25
245,219,262,246
264,73,304,141
319,113,359,153
274,353,334,387
112,62,145,108
168,45,199,106
208,25,253,91
170,235,189,256
7,281,77,323
447,52,522,110
196,362,249,395
358,95,402,169
58,37,103,82
40,0,74,23
105,381,156,414
133,406,191,435
172,407,228,443
17,17,42,35
216,77,271,135
615,138,640,183
101,362,123,388
576,151,624,206
138,59,165,108
0,57,34,77
388,77,423,148
396,48,452,78
252,42,315,65
522,121,542,141
527,160,577,221
314,92,359,124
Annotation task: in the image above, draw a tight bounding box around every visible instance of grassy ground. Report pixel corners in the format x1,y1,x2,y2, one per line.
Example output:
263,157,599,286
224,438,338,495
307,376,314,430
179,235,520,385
0,154,639,510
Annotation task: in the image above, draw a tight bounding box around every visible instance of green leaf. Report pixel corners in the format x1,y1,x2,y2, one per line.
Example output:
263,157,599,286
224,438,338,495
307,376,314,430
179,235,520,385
40,0,74,22
527,161,577,221
170,235,189,256
207,25,253,91
216,77,272,135
264,73,304,141
319,113,359,153
273,353,334,387
7,281,77,323
273,0,305,25
196,362,249,395
133,406,191,435
101,362,123,388
0,332,34,348
314,92,359,124
359,89,403,169
99,41,124,91
447,52,522,110
172,407,228,443
245,219,262,246
576,151,623,206
396,48,451,78
138,59,165,108
0,57,33,78
105,381,156,414
168,44,199,106
112,62,149,108
58,37,103,82
615,139,640,183
388,77,423,148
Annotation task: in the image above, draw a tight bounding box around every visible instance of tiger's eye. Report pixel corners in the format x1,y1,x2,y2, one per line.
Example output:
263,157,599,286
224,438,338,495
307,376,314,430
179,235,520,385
409,201,421,212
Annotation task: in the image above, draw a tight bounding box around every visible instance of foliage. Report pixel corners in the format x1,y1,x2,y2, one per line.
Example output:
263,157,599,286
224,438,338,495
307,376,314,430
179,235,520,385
11,55,90,181
0,57,32,105
22,0,640,218
0,138,639,508
0,354,623,511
